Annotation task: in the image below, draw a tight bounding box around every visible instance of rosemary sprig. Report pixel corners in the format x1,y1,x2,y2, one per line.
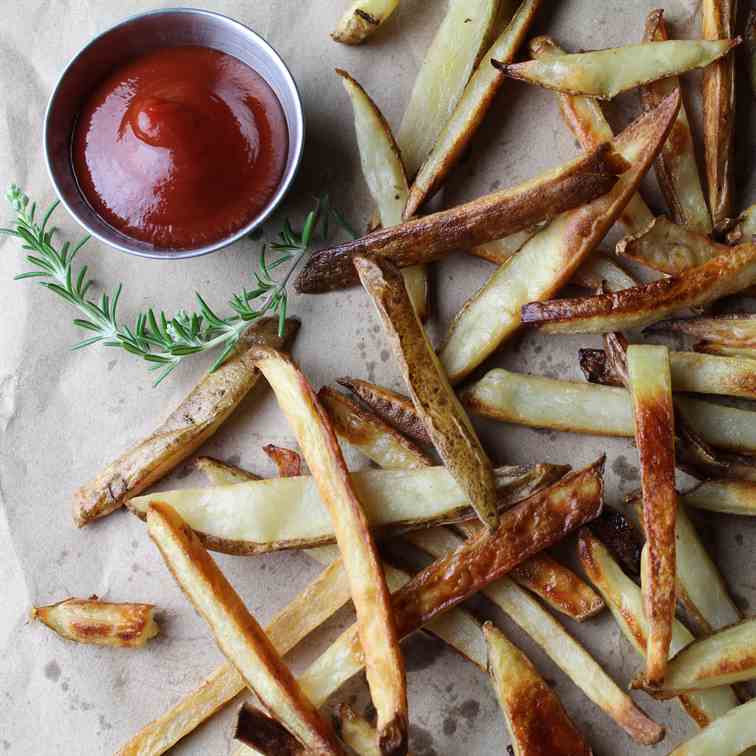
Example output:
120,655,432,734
2,185,352,385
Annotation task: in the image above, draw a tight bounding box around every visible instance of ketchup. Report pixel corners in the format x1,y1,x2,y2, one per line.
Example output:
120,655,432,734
72,46,288,249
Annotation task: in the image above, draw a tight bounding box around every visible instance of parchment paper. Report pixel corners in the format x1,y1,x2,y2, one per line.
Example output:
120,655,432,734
1,1,755,754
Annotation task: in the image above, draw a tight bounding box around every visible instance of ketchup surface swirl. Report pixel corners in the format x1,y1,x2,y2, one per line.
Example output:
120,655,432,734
72,46,288,249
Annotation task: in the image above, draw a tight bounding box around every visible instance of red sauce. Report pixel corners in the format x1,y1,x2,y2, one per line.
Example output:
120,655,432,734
72,46,288,249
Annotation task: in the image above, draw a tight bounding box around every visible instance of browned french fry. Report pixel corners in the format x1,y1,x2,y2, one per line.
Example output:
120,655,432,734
355,255,498,530
72,317,298,526
331,0,399,45
521,242,756,334
295,144,623,294
640,10,713,234
405,0,543,216
497,38,739,100
441,92,680,383
588,506,643,577
337,377,431,445
484,622,593,756
625,345,677,686
31,597,158,648
676,419,756,483
147,502,345,755
646,312,756,346
245,348,407,755
235,704,308,755
702,0,738,228
529,35,655,236
263,444,305,478
318,386,432,470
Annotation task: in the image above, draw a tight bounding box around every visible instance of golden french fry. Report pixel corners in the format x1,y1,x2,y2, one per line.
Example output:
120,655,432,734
406,0,542,215
484,622,593,756
682,479,756,515
32,597,158,648
497,38,739,100
355,255,498,529
318,386,431,470
331,0,399,45
296,144,622,294
640,10,713,233
440,92,679,383
702,0,738,228
668,698,756,755
72,318,298,526
521,243,756,334
147,503,345,755
647,313,756,347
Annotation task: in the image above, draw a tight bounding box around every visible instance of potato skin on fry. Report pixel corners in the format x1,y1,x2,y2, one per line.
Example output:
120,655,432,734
331,0,399,45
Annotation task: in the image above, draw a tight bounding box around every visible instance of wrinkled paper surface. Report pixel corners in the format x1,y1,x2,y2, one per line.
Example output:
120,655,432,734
1,1,755,753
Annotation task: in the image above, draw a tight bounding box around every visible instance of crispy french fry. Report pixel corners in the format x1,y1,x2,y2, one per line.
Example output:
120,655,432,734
318,386,431,470
337,377,431,445
235,704,307,755
296,144,623,294
146,503,345,755
72,318,298,526
578,529,741,728
405,0,542,215
337,68,425,317
668,698,756,755
497,39,739,100
702,0,738,228
31,597,158,648
695,342,756,359
331,0,399,45
726,204,756,244
641,10,712,234
521,242,756,334
242,348,407,754
617,216,729,275
406,526,662,745
748,10,756,97
355,255,498,529
625,345,677,686
484,622,593,756
529,35,655,237
646,313,756,347
396,0,498,178
464,368,756,452
335,705,393,756
129,464,557,553
638,618,756,697
441,92,679,383
676,419,756,483
263,444,305,478
298,461,605,707
682,479,756,515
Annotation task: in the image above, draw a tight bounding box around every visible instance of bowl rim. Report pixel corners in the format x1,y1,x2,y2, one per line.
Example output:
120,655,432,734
43,6,305,261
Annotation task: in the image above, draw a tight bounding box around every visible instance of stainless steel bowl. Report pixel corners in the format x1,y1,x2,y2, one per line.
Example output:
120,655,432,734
44,7,304,260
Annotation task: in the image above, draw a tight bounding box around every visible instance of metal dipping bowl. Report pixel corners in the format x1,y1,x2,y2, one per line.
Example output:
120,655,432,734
43,8,305,260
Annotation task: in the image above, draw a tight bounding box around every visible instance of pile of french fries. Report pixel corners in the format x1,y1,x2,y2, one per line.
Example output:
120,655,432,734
32,1,756,754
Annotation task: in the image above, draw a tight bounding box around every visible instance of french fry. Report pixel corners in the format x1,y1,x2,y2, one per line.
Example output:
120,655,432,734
496,39,739,100
146,503,345,755
668,698,756,755
244,348,407,754
463,368,756,452
72,317,298,526
335,705,394,756
616,216,729,275
129,464,558,553
683,479,756,515
521,242,756,334
676,419,756,483
337,377,431,445
640,10,712,234
637,618,756,697
235,703,307,755
440,92,679,383
529,35,655,236
295,144,623,294
467,226,542,265
726,204,756,244
195,456,259,483
407,526,662,745
457,520,604,622
405,0,542,215
578,529,742,728
263,444,305,478
625,345,677,686
298,461,605,705
695,342,756,359
646,313,756,347
355,255,498,529
337,68,425,317
484,622,593,756
331,0,399,45
702,0,738,228
396,0,498,179
318,386,431,470
588,506,643,577
571,253,638,292
31,597,158,648
748,10,756,97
